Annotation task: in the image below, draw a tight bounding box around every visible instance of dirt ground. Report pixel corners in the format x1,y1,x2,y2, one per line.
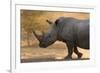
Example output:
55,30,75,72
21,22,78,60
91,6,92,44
21,11,89,63
21,41,89,63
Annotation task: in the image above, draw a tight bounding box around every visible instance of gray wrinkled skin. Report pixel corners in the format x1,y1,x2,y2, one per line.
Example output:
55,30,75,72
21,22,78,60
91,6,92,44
33,17,89,59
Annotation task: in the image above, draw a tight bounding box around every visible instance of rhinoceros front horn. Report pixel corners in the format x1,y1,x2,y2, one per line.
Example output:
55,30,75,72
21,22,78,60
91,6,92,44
46,20,53,24
32,30,43,41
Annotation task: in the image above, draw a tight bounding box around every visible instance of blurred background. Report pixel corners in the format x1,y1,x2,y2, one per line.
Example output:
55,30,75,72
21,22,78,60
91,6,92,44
20,10,89,63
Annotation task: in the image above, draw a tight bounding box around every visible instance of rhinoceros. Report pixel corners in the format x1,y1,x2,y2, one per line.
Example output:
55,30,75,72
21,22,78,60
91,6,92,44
33,17,89,59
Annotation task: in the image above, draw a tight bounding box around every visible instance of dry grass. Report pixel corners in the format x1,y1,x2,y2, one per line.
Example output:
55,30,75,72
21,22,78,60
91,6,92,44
21,41,89,63
21,11,90,63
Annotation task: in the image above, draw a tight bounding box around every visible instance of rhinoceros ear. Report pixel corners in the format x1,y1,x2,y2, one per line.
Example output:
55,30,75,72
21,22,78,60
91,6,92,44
46,20,53,25
55,19,59,26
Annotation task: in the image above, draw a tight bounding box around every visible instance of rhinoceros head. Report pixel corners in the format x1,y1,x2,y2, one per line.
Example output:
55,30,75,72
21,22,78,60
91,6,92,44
33,20,58,48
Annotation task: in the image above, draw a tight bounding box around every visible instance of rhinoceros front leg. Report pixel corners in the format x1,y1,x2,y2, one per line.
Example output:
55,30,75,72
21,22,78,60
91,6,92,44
65,41,74,59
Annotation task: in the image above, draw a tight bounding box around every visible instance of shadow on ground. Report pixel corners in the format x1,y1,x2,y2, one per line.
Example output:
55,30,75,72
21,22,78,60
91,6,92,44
21,58,90,63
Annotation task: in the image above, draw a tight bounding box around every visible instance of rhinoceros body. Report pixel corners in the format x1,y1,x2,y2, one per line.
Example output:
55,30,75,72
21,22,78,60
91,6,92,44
56,17,89,49
33,17,89,59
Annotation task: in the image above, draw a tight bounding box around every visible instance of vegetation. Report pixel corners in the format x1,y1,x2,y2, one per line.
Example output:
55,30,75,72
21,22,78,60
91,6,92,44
21,10,48,46
21,10,89,46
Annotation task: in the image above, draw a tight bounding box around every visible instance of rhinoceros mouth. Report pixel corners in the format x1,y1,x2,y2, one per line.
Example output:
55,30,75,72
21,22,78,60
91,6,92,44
39,44,48,48
39,45,47,48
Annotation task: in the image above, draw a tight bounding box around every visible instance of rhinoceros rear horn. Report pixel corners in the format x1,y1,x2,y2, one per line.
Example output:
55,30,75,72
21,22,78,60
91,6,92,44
32,30,43,41
46,20,53,24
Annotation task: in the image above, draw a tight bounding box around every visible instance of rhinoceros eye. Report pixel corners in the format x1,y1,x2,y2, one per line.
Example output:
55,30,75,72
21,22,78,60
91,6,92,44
48,35,52,38
47,35,50,38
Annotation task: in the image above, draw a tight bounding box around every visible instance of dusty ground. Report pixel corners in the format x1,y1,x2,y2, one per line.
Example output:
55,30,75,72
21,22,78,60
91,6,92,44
21,41,89,63
21,11,89,63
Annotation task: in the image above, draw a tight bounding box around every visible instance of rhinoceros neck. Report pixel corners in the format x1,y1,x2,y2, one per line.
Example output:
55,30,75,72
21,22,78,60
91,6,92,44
56,18,77,42
57,24,65,41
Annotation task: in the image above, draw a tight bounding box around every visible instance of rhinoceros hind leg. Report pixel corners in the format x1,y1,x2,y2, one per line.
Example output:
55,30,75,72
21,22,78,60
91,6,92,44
74,46,83,59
